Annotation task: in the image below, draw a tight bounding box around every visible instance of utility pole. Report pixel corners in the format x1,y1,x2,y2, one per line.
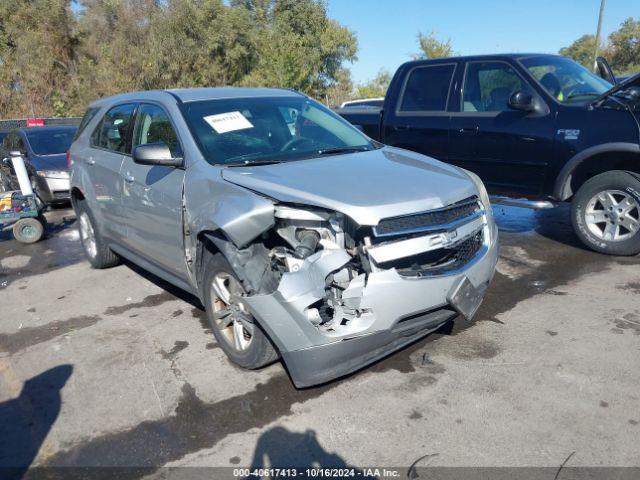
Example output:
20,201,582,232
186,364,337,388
593,0,607,70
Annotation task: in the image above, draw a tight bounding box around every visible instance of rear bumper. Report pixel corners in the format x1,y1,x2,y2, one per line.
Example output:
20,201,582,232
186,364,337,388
246,222,499,388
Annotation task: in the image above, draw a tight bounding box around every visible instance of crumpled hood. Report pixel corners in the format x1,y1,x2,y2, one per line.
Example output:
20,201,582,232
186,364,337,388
221,147,478,226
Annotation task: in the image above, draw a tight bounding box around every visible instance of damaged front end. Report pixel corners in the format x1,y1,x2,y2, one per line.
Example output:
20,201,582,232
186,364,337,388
208,194,498,387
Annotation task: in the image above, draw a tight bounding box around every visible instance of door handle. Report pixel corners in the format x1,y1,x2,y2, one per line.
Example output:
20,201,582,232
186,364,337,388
458,126,479,135
87,158,95,166
124,173,135,183
394,125,410,131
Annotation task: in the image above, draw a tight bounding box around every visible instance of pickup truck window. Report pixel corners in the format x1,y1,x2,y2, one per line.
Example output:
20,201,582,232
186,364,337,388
182,97,375,165
462,62,525,112
520,55,611,103
398,64,456,112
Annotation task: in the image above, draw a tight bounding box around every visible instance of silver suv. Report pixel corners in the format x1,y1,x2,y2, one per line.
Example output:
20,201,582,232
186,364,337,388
69,88,499,387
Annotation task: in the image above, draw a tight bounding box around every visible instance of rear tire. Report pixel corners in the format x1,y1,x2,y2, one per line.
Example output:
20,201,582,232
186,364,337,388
202,251,279,369
571,170,640,256
74,200,120,268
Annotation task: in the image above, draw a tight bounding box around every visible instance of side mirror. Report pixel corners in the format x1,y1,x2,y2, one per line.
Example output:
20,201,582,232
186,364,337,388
508,90,535,112
133,143,183,167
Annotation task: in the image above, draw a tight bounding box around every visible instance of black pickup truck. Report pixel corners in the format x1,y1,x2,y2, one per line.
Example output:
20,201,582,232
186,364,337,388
337,54,640,255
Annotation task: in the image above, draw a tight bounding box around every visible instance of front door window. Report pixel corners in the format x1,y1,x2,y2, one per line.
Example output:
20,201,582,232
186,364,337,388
462,62,526,112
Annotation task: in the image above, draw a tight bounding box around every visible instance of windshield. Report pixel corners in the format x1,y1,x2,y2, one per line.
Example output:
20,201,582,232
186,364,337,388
25,128,77,155
181,96,376,165
520,56,612,103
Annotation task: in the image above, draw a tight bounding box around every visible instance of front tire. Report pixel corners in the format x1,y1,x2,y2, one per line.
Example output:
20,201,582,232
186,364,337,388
571,170,640,255
74,200,120,268
202,252,279,369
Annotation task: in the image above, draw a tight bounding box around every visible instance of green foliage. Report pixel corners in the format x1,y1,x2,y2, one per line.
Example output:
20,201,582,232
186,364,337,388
559,34,602,69
413,31,453,60
609,17,640,75
354,69,391,99
559,17,639,75
0,0,79,116
0,0,357,117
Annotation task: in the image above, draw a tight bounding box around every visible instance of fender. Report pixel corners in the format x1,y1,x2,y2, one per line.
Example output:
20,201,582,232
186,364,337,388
553,142,640,200
69,165,99,213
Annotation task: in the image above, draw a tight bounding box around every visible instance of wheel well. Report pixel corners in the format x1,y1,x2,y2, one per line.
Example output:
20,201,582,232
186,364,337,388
195,231,221,298
70,187,85,207
565,151,640,200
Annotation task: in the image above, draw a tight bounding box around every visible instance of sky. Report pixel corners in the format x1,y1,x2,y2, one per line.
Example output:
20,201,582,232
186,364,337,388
326,0,637,84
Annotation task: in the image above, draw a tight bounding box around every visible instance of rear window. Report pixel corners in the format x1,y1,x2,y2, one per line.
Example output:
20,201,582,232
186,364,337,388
25,128,77,155
399,64,456,112
91,104,137,154
74,107,100,141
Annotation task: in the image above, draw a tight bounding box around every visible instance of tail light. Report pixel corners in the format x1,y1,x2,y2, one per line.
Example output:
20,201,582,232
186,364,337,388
66,150,71,168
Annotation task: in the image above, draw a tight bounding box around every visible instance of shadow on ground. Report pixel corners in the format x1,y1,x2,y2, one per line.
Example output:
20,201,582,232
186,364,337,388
0,365,73,480
248,426,359,471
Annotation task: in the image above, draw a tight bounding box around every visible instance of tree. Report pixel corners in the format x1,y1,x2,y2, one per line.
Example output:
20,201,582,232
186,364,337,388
413,31,453,60
0,0,79,117
559,17,639,75
0,0,357,117
242,0,357,100
609,17,640,75
354,69,391,99
559,34,602,69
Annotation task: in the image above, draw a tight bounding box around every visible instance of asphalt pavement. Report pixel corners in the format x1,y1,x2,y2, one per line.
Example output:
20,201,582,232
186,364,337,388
0,203,639,478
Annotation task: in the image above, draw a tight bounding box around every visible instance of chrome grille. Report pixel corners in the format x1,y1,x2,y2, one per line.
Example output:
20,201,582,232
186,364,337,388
394,230,484,277
374,196,480,237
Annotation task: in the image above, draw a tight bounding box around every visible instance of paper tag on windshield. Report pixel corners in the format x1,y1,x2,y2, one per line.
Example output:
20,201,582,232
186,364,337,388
204,111,254,134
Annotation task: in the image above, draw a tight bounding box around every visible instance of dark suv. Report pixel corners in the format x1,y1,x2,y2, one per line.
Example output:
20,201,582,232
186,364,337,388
338,54,640,255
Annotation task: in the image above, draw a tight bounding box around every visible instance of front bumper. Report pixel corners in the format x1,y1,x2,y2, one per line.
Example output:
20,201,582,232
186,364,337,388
245,221,499,388
35,176,70,203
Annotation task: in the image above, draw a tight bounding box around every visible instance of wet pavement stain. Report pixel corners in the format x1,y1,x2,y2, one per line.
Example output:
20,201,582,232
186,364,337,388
41,375,334,474
191,307,212,334
0,315,101,354
159,341,189,360
474,205,639,325
409,410,423,420
0,209,83,287
617,282,640,294
612,312,640,334
104,292,177,316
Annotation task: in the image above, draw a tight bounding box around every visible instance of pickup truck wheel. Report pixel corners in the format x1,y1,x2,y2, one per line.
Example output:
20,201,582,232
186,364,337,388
74,200,120,268
202,252,279,369
572,170,640,256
